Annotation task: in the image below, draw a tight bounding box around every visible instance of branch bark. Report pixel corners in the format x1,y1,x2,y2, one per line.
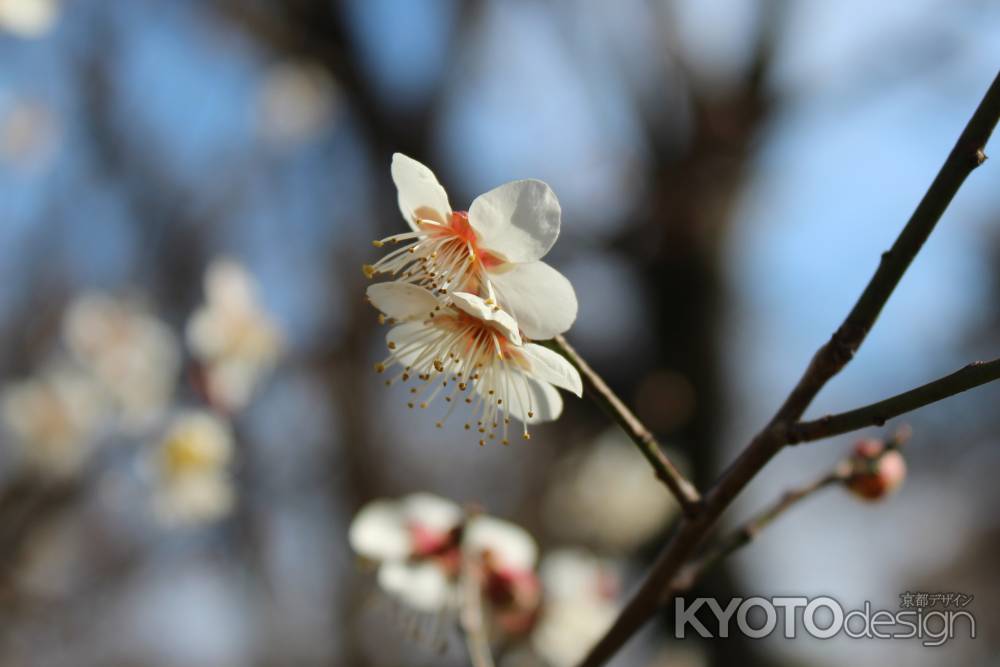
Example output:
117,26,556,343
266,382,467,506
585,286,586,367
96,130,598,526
670,470,845,594
577,68,1000,667
551,335,702,516
789,358,1000,443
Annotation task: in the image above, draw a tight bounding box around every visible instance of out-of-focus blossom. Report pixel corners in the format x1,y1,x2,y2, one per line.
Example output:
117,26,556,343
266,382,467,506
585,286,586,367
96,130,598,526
465,514,541,636
63,293,180,430
0,0,59,38
256,61,338,147
186,259,282,412
349,493,540,625
1,365,106,477
0,98,59,169
543,429,684,552
365,154,578,341
350,492,463,612
152,411,235,526
531,549,619,667
845,438,907,501
368,283,581,443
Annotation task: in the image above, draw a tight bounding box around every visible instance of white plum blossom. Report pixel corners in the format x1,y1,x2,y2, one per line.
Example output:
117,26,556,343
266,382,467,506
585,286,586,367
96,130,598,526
543,428,684,552
186,258,282,411
348,493,540,623
365,153,578,341
367,282,582,444
0,0,60,38
532,549,620,667
1,364,106,477
152,411,235,526
63,293,180,430
349,493,464,612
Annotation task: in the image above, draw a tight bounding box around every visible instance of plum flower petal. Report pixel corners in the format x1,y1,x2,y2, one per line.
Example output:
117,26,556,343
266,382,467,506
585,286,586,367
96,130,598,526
467,179,561,264
367,282,441,322
464,515,537,572
488,261,579,340
152,411,235,526
367,154,578,340
378,560,455,613
366,284,581,443
532,549,619,667
392,152,451,229
348,499,412,562
186,258,282,411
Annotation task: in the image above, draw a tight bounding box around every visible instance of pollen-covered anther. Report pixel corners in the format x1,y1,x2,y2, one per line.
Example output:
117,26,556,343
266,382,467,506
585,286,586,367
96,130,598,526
362,264,376,278
387,341,397,350
374,363,386,373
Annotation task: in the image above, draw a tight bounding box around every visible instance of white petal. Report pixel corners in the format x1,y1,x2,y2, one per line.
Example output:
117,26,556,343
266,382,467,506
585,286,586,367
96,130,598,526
366,282,439,321
385,321,433,370
488,262,577,340
518,344,582,397
377,561,454,612
540,549,613,601
464,515,537,571
496,374,564,424
468,180,560,263
348,500,410,561
401,493,462,533
450,292,522,345
391,153,451,230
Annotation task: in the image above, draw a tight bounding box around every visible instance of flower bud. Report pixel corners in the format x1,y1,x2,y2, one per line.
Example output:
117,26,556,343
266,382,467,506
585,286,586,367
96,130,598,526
845,438,906,500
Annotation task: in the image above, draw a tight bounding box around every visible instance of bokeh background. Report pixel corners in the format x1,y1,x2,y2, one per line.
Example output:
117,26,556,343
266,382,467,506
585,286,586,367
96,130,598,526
1,1,1000,665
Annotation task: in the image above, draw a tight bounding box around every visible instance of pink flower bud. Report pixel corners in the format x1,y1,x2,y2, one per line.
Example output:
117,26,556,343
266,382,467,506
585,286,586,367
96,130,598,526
846,438,906,500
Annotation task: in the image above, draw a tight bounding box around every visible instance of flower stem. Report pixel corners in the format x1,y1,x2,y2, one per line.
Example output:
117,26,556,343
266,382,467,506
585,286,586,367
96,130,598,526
459,554,495,667
576,68,1000,667
550,334,702,517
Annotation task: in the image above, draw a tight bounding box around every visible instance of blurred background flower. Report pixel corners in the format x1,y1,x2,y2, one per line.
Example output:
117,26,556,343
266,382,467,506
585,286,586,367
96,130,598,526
0,1,998,666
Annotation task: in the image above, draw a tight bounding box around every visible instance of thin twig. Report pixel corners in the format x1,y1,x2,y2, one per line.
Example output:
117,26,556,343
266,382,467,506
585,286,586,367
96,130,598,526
788,358,1000,443
551,334,702,516
459,554,495,667
577,69,1000,667
670,471,844,595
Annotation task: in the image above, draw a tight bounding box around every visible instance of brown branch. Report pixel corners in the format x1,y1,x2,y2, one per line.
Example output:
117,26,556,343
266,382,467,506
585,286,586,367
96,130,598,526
577,68,1000,667
670,469,844,594
551,335,702,516
789,358,1000,443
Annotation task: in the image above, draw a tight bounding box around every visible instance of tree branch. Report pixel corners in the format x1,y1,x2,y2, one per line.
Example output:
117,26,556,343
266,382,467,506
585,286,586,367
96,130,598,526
670,470,845,594
551,335,702,516
789,358,1000,443
577,69,1000,667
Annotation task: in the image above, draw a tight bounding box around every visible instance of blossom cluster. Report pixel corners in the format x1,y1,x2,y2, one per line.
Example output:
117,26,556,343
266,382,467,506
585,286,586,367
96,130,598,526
350,492,621,667
364,155,583,444
0,258,281,526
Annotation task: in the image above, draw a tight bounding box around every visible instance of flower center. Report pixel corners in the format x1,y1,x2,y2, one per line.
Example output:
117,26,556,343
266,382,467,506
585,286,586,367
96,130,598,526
375,309,537,446
364,211,505,292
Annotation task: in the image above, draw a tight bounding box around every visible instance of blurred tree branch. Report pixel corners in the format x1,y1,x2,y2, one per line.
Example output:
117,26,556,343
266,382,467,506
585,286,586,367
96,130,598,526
578,68,1000,667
